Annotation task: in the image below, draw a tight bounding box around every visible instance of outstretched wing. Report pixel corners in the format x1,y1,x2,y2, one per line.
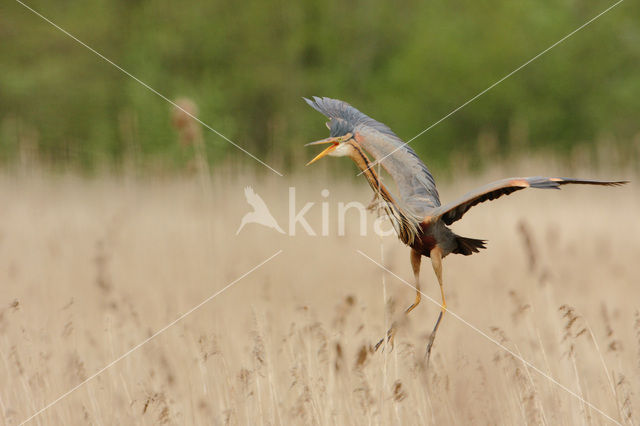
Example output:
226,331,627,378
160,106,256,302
433,177,627,225
304,96,440,217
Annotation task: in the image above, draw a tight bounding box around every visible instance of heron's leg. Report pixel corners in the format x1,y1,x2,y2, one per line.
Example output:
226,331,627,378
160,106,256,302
405,249,422,313
375,249,422,352
425,246,445,365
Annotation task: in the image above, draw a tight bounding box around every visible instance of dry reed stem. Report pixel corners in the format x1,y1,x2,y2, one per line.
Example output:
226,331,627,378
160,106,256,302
1,166,637,425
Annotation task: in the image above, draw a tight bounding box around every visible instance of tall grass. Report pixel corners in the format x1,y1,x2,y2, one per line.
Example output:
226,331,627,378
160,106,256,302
0,163,637,425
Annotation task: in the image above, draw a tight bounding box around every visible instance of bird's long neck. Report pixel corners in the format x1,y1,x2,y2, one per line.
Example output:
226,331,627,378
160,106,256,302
348,141,421,245
348,142,394,204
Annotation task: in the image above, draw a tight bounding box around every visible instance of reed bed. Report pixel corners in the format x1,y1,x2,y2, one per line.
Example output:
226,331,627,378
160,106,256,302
1,163,638,425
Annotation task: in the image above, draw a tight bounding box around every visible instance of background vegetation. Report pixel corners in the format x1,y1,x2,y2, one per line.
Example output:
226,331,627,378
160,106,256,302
1,0,639,173
1,168,637,424
2,2,638,424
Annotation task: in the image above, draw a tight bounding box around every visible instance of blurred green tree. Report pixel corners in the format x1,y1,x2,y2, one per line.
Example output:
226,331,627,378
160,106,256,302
1,0,638,172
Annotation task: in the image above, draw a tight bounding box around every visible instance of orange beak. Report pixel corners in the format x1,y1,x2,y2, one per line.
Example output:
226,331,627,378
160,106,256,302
305,137,339,166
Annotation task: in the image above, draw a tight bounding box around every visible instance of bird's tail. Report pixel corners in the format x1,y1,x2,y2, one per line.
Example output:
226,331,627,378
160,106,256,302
453,235,487,256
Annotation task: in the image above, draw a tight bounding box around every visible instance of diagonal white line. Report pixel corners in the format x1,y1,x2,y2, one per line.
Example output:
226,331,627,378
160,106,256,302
359,0,625,176
18,250,283,425
14,0,284,177
356,249,621,425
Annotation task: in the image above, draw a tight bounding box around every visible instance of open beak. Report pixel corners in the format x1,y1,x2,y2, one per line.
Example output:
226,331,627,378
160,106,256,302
305,137,339,166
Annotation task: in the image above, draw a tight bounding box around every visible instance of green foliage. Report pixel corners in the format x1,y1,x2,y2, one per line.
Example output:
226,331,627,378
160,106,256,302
1,0,638,172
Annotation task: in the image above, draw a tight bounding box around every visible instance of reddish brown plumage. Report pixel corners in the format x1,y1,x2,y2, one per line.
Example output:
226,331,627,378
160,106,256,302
416,234,438,256
413,220,486,257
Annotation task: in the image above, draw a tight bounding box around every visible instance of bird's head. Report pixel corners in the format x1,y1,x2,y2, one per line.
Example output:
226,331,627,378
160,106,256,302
304,96,365,166
305,131,355,165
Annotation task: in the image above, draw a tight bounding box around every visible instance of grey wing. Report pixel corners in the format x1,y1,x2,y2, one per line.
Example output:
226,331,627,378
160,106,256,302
432,177,627,225
354,125,440,217
303,96,440,217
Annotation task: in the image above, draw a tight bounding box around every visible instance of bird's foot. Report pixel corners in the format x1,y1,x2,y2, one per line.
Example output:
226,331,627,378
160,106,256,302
366,197,383,213
374,323,396,352
424,329,437,367
424,320,442,368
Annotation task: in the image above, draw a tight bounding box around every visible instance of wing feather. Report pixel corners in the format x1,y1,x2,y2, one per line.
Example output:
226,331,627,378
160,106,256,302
433,177,627,225
355,126,440,217
305,97,440,217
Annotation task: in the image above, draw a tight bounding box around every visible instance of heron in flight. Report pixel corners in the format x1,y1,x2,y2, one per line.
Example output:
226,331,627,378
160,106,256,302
304,96,627,363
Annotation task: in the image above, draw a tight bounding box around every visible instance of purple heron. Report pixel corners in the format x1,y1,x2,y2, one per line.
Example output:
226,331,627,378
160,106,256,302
304,96,627,363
